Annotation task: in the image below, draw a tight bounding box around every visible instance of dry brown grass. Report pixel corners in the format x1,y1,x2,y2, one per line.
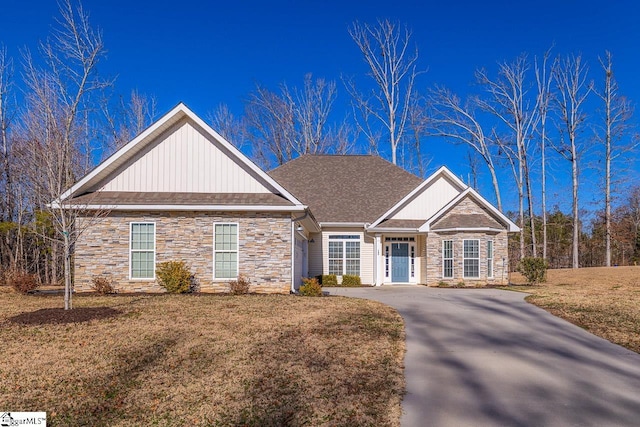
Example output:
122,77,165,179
507,266,640,353
0,293,404,426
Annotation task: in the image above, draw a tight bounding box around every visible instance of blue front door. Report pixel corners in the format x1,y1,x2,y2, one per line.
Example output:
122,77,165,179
391,243,409,282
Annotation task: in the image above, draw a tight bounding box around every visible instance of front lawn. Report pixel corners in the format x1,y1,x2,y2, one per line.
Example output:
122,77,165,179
507,266,640,353
0,292,405,426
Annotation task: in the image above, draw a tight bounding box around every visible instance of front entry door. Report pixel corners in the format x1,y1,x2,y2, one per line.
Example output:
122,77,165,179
391,243,409,282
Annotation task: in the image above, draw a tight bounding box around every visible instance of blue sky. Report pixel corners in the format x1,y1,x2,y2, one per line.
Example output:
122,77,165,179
1,0,640,216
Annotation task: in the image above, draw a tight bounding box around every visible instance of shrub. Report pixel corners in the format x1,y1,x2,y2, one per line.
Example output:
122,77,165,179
91,276,116,294
156,261,193,293
6,270,39,294
341,274,361,287
318,274,338,286
518,257,548,284
299,277,323,297
229,274,251,295
437,281,449,287
456,281,466,288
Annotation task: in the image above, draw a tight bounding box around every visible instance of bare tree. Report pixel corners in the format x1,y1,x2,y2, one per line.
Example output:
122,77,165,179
535,49,555,261
245,74,351,169
20,0,111,309
103,90,157,152
345,19,422,165
476,54,540,258
208,103,245,147
429,86,502,210
407,94,430,177
552,54,592,268
595,51,636,267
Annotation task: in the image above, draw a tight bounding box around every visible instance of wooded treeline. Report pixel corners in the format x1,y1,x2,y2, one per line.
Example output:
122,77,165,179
0,3,638,289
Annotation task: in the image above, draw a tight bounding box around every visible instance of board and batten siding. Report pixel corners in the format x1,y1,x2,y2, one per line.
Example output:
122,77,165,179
100,119,271,194
390,175,461,220
308,229,373,285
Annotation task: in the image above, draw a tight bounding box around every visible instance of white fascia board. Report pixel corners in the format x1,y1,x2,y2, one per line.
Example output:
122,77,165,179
366,227,423,233
57,103,305,207
182,105,304,207
319,222,367,228
419,188,520,233
59,204,307,212
429,227,505,233
369,166,467,228
58,103,188,202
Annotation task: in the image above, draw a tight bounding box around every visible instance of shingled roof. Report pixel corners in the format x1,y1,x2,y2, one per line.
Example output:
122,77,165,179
269,155,423,223
68,192,294,206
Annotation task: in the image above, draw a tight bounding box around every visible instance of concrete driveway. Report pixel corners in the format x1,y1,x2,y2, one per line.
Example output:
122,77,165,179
326,286,640,427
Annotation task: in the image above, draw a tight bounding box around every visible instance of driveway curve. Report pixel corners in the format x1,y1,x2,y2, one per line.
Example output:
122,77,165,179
326,286,640,427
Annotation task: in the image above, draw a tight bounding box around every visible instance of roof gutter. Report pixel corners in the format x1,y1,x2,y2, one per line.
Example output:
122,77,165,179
51,204,307,212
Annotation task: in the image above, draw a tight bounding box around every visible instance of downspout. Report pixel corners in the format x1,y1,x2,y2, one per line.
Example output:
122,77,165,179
290,209,309,293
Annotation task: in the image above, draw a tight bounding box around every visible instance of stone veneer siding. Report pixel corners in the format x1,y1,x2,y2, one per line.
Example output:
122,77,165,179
424,196,510,286
74,211,292,294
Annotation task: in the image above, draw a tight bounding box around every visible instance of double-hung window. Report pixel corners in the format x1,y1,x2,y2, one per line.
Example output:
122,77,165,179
487,240,494,278
463,239,480,278
442,240,454,278
328,235,360,276
214,223,238,279
130,222,155,279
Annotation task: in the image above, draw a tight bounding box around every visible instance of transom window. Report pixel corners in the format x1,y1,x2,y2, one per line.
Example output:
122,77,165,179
130,222,155,279
328,235,360,276
385,237,415,242
442,240,453,278
463,239,480,278
214,223,238,279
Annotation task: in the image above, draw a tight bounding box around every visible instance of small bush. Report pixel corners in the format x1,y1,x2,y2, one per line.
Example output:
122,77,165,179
437,280,449,287
518,257,548,284
91,276,116,294
341,275,362,287
318,274,338,286
7,270,39,294
456,281,466,288
156,261,193,293
229,274,251,295
300,277,323,296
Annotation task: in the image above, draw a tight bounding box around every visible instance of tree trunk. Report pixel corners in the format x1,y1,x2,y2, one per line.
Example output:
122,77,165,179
572,155,579,268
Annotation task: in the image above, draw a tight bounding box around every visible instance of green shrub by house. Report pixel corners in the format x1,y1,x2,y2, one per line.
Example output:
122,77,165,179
341,274,361,287
300,277,323,296
518,257,548,284
317,274,338,286
156,261,193,293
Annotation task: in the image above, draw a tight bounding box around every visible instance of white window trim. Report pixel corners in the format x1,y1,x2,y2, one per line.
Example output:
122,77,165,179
463,239,480,279
213,222,239,281
487,240,494,279
442,240,454,279
129,222,156,281
327,234,361,276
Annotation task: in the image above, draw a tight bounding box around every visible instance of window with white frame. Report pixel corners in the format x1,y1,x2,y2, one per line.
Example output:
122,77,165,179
328,235,360,275
385,245,390,278
442,240,453,278
130,223,155,279
214,223,238,279
463,239,480,278
487,240,494,278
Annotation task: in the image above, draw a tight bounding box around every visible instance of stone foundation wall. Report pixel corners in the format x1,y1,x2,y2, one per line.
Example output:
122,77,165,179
425,231,509,286
74,211,292,294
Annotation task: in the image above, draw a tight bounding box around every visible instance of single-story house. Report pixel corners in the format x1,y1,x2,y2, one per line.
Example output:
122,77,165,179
59,103,519,294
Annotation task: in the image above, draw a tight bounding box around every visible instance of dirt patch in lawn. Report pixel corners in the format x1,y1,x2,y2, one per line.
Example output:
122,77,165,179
507,266,640,353
0,293,405,426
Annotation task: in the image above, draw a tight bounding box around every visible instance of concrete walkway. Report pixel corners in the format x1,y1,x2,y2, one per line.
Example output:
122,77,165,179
326,286,640,427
